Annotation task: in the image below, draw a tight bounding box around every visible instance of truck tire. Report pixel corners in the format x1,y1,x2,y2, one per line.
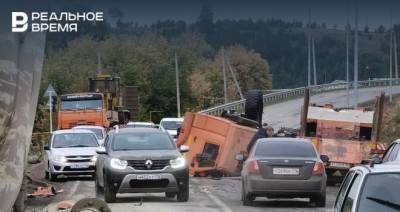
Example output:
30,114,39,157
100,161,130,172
245,90,263,126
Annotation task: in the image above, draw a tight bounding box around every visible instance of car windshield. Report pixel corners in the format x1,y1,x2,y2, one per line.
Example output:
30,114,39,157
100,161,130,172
112,133,175,151
52,133,98,148
77,128,103,139
61,100,102,110
255,141,317,158
161,121,182,130
358,173,400,212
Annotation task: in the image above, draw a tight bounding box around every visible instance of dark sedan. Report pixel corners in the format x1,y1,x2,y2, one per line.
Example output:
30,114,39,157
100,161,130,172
239,138,328,207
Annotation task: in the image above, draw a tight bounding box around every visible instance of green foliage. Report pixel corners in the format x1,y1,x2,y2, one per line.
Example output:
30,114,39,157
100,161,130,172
39,29,270,125
38,7,396,128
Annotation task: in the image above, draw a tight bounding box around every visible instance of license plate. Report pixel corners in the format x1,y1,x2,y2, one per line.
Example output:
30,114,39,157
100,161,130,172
330,162,351,169
273,167,300,175
70,164,89,169
136,174,161,180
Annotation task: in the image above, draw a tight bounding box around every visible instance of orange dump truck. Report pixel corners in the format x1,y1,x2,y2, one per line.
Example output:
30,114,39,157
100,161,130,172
58,93,110,129
299,92,387,182
177,112,256,176
58,73,139,129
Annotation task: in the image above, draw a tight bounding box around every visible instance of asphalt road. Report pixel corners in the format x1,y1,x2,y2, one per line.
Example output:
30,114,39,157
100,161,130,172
27,86,398,211
26,162,339,212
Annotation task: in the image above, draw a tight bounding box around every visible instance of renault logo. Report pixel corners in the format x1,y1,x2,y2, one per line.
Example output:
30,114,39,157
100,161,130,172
284,160,289,163
145,160,153,169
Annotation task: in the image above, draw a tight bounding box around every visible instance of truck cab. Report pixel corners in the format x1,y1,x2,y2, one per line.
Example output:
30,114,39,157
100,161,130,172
58,93,109,129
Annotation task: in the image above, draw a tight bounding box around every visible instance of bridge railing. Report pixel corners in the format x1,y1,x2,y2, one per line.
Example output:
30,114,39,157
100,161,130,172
200,78,400,116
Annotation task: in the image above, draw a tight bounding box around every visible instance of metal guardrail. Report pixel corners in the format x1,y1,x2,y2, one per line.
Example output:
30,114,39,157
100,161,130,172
200,78,400,116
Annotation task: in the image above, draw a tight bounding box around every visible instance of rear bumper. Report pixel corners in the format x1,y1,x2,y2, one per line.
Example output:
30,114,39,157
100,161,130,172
246,175,326,197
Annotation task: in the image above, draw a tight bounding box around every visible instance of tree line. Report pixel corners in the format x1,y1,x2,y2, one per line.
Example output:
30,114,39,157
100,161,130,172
35,5,398,130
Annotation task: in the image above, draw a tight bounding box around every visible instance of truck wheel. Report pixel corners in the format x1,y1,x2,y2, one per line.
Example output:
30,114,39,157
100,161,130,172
177,185,189,202
311,192,326,207
104,174,116,203
245,90,263,125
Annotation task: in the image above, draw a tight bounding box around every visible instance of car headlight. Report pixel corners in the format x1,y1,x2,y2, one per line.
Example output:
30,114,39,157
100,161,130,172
91,155,97,162
110,158,128,170
53,155,67,163
170,156,186,169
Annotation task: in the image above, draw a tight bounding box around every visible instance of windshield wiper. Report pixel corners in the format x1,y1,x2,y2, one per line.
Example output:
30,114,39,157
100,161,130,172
366,196,400,210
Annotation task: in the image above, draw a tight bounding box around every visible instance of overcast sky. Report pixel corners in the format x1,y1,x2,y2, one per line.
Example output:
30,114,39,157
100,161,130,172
5,0,400,30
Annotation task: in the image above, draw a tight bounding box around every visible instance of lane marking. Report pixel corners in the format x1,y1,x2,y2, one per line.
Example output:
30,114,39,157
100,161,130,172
67,181,80,199
192,178,233,212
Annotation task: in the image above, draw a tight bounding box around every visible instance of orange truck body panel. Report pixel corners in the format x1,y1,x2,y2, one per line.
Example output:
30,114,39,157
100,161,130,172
58,109,109,129
303,106,386,170
177,112,256,176
57,92,109,129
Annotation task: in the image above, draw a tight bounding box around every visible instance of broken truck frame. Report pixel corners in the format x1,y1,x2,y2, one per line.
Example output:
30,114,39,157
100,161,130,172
299,89,387,181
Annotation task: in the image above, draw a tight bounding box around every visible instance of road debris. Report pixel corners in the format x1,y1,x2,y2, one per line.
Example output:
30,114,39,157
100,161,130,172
70,198,112,212
56,201,73,210
27,186,57,198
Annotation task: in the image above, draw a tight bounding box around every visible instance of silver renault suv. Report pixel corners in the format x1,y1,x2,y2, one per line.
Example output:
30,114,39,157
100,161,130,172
44,129,100,181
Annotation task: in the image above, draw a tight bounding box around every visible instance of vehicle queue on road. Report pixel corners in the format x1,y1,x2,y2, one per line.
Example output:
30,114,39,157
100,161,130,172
43,118,400,211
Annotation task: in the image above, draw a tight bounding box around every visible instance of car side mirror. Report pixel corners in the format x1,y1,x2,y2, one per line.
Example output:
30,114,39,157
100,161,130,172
96,147,107,154
235,153,246,161
44,144,50,151
320,155,329,163
179,145,189,153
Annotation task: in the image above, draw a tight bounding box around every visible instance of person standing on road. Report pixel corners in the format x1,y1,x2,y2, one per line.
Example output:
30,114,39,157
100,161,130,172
247,124,274,153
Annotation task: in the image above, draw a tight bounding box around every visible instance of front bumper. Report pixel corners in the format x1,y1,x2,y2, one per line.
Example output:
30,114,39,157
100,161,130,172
246,174,326,198
49,160,96,175
105,166,189,194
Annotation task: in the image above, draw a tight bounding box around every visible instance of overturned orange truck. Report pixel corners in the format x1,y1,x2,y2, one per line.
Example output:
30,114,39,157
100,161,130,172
177,112,256,176
176,91,264,176
299,91,387,182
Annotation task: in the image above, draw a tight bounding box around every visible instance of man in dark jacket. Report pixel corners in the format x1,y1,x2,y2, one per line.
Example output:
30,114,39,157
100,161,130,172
247,124,274,153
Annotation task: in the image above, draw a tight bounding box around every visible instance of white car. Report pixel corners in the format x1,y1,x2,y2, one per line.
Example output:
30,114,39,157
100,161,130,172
73,125,106,146
43,129,100,181
126,121,157,129
159,117,184,140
